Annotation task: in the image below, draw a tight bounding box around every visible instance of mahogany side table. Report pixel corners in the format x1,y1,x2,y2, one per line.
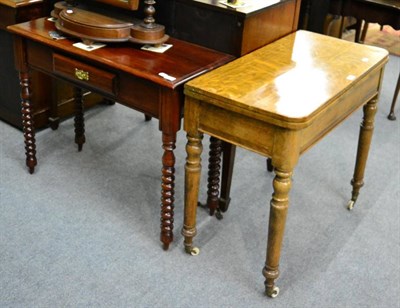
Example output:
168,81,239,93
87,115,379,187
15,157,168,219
182,30,388,296
7,17,234,250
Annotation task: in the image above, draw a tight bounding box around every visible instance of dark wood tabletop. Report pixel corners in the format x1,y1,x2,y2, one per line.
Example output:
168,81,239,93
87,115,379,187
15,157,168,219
8,18,234,89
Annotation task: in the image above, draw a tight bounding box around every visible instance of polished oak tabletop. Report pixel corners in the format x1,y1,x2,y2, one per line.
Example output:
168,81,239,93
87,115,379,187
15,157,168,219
185,30,389,125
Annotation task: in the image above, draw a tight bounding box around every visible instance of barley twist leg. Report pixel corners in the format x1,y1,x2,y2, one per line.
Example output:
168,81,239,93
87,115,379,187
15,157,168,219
160,132,176,250
206,136,222,217
19,71,37,174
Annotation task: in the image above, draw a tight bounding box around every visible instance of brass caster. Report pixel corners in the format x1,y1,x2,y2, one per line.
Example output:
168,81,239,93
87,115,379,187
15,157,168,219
190,247,200,256
347,200,355,210
185,245,200,256
266,286,280,298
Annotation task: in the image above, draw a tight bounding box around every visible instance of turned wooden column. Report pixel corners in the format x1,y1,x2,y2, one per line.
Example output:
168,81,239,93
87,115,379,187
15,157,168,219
73,87,85,152
348,96,378,210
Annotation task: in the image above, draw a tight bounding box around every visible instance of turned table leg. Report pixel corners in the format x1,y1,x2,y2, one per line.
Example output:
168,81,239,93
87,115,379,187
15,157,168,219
49,78,60,130
263,167,293,297
182,132,203,256
347,96,378,210
206,136,222,217
160,131,177,250
19,71,37,174
388,73,399,121
73,87,85,152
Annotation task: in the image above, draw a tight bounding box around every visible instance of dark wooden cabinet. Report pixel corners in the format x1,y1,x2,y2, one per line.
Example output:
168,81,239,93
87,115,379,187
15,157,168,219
0,0,101,129
159,0,301,57
298,0,331,33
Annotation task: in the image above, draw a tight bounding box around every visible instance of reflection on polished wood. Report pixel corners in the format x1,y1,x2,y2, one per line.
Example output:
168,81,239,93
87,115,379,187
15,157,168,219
182,30,388,297
8,17,233,249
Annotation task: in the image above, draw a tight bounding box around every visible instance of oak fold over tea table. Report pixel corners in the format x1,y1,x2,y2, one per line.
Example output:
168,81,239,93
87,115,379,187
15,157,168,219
182,30,388,297
7,17,233,250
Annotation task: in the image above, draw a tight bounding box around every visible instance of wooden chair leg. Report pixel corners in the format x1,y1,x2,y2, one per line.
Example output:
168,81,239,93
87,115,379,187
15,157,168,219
360,21,369,43
388,73,400,121
338,15,346,39
354,19,363,42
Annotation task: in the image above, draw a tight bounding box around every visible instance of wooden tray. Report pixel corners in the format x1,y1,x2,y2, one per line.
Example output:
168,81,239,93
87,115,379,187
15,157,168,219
53,1,168,45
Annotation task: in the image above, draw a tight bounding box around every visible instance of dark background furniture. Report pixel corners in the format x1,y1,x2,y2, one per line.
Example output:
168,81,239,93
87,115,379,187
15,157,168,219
331,0,400,119
298,0,331,33
299,0,399,120
300,0,400,37
159,0,301,57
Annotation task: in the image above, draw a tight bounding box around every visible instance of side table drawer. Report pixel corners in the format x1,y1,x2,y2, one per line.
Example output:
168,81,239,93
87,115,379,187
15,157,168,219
53,53,117,95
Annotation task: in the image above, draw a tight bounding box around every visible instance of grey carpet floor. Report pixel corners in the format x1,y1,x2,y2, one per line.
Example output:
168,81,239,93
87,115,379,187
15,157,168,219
1,55,399,307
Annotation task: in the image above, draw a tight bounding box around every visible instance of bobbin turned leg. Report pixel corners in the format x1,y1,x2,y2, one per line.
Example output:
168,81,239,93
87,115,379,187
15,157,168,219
182,132,203,256
206,136,222,217
347,97,378,210
73,87,85,151
160,132,177,250
19,71,37,174
263,168,292,297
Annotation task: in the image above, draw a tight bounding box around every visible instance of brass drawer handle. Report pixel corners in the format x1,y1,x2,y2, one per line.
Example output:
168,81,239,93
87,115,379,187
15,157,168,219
75,68,89,81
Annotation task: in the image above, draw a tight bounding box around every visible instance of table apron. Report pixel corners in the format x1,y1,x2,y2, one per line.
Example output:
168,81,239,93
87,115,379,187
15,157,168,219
300,66,383,154
194,64,383,158
25,40,164,118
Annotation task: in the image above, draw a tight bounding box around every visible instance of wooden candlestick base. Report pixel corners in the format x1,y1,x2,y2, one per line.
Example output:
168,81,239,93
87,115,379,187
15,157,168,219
130,24,169,45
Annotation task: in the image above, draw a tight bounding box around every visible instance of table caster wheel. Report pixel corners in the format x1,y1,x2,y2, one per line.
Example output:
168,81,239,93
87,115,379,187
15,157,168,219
266,286,279,298
347,200,355,210
185,246,200,256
